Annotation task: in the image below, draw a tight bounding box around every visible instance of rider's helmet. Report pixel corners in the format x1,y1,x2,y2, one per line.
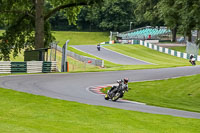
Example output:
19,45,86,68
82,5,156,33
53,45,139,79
124,78,129,84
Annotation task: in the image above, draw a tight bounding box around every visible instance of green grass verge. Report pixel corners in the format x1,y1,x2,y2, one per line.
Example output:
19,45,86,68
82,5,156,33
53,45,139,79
105,44,198,66
53,31,109,46
169,46,186,53
169,46,200,55
1,30,109,46
67,44,199,72
101,74,200,113
0,88,200,133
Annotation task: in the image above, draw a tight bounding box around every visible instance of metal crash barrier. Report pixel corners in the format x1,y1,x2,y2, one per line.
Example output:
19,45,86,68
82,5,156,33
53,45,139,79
0,61,57,74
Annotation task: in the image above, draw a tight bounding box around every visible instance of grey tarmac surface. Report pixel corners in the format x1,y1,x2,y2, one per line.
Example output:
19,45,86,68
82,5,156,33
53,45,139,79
1,66,200,119
71,45,151,65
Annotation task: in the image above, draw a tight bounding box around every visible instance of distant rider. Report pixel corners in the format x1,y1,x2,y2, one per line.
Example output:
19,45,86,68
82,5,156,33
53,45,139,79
97,44,101,51
189,55,196,65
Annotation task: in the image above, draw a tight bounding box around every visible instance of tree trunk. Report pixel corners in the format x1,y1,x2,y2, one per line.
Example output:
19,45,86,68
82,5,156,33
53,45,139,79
171,26,177,42
187,30,192,42
35,0,44,49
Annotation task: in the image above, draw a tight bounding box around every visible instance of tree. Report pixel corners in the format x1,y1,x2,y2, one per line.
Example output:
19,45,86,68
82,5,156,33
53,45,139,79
158,0,182,42
0,0,102,60
77,6,101,31
177,0,200,42
158,0,200,42
78,0,136,32
99,0,136,32
135,0,163,27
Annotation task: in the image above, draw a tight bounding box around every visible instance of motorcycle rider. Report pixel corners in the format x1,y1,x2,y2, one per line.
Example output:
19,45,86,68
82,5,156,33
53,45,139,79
97,44,101,51
109,78,129,93
189,55,196,65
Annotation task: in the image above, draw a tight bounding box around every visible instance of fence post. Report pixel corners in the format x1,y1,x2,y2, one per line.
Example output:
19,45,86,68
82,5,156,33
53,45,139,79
61,40,69,72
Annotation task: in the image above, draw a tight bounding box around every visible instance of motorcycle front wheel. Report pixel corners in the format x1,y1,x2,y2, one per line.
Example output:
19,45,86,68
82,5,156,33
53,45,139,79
111,92,121,101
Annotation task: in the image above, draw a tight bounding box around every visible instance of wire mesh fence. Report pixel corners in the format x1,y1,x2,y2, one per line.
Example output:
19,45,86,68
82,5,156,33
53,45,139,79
48,42,103,72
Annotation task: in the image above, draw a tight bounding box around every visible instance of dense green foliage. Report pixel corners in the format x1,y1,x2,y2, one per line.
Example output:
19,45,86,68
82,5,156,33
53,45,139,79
50,0,136,32
50,0,200,41
1,87,200,132
135,0,162,27
1,0,200,60
0,0,102,60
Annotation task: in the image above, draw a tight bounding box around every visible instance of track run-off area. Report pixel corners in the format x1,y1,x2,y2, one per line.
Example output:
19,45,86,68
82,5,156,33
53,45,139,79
0,66,200,119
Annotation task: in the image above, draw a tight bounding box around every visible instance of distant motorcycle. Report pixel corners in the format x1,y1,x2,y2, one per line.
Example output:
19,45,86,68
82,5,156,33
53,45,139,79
189,55,196,65
104,81,129,101
190,60,196,65
97,44,101,51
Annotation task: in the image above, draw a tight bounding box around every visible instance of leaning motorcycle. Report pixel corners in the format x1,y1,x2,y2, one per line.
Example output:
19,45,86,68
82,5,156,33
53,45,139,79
104,83,128,101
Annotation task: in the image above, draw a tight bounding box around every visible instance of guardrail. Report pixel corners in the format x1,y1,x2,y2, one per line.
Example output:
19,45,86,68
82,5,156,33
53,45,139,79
0,61,57,74
67,51,104,67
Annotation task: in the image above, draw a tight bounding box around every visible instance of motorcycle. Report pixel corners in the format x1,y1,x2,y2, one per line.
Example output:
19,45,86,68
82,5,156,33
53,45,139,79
189,55,196,65
104,82,129,101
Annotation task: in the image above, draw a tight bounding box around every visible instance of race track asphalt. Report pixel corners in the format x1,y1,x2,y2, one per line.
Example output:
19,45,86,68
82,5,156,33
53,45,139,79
0,66,200,119
71,45,151,65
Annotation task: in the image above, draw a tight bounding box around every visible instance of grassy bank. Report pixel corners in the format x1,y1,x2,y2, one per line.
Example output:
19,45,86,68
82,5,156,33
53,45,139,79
53,31,109,46
0,30,109,46
169,46,186,53
67,44,198,72
0,87,199,133
105,44,192,66
102,74,200,113
169,46,200,55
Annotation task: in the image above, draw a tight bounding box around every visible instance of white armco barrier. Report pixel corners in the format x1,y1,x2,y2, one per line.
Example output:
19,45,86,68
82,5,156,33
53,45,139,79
140,40,200,61
145,40,159,44
50,61,57,72
0,61,11,73
0,61,57,74
27,61,43,73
